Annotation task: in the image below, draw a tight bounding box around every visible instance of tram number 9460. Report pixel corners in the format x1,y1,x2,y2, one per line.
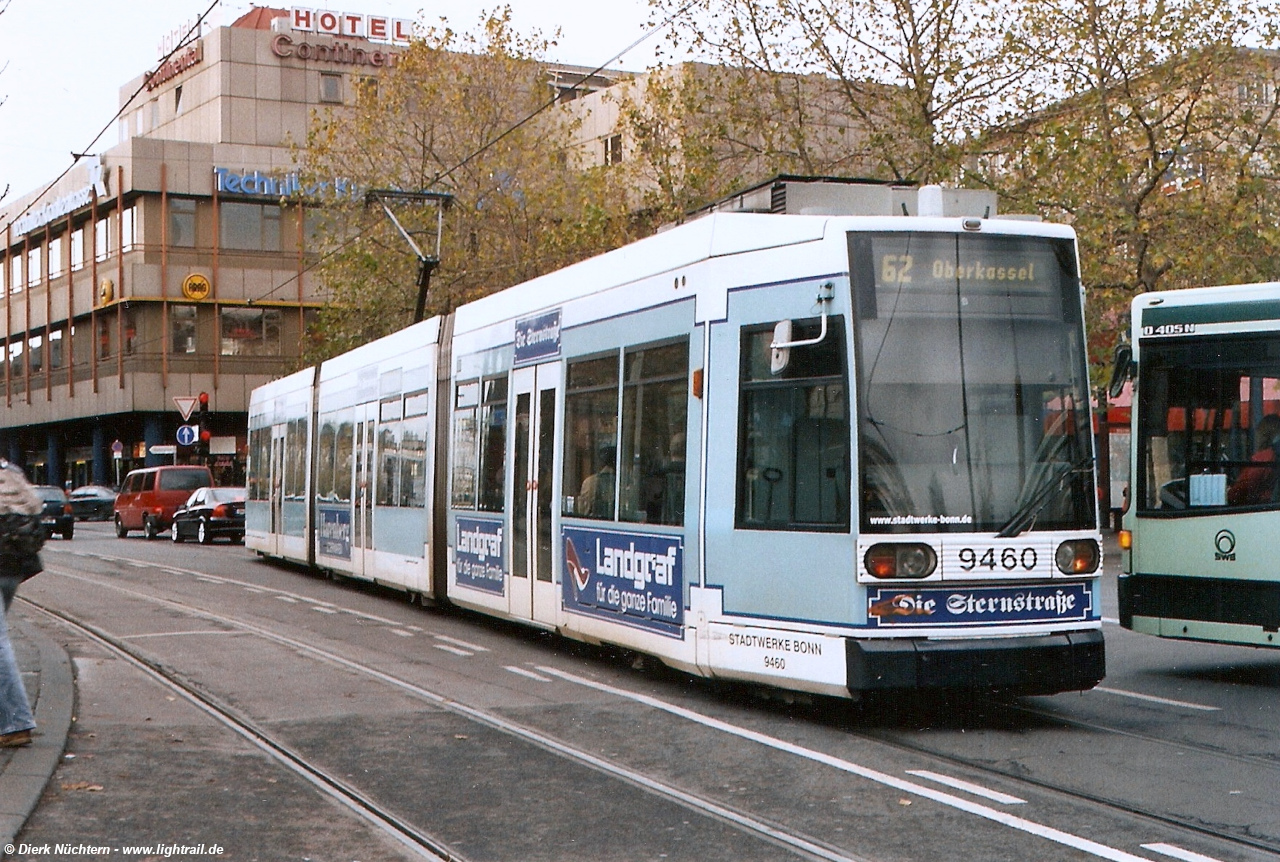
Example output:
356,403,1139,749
958,547,1038,572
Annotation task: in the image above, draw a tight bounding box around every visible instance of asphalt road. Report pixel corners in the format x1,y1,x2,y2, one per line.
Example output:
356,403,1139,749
7,522,1278,862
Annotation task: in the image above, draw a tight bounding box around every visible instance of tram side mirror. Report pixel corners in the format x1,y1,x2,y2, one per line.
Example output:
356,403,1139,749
1108,342,1133,399
770,320,792,375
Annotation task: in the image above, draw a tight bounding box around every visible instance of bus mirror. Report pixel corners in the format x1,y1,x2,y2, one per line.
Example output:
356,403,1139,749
1108,343,1133,399
770,321,792,375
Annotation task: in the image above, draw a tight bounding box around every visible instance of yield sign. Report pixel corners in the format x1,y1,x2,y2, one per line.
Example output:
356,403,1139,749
173,396,199,422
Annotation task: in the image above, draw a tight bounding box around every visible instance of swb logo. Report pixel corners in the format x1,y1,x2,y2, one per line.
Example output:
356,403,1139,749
1214,530,1236,562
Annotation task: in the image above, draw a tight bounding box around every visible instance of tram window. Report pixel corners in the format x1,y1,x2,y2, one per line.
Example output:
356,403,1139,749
316,418,337,501
401,415,428,507
564,354,621,519
378,421,401,507
247,427,267,501
451,380,480,508
619,340,688,525
285,417,307,500
336,421,355,503
736,317,849,531
478,377,508,512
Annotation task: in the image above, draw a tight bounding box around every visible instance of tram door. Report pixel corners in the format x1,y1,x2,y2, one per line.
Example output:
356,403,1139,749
269,423,287,544
351,402,377,578
509,363,561,624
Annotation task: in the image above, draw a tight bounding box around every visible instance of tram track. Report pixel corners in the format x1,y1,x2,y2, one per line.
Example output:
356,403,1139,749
29,563,870,862
32,549,1280,862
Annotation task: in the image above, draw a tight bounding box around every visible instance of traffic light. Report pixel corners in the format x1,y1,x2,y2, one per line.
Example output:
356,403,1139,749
197,392,210,459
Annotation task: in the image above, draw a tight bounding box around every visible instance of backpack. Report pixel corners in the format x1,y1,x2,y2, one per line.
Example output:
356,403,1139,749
0,461,46,564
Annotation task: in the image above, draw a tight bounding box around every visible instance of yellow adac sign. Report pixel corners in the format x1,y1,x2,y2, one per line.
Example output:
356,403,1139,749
182,273,211,301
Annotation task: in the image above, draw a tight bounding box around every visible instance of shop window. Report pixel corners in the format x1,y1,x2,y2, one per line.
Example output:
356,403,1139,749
124,309,137,355
220,202,281,252
736,318,849,531
172,305,197,354
169,199,196,248
220,307,281,356
98,317,112,359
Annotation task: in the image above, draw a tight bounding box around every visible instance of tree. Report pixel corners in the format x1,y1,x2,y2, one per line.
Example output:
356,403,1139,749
978,0,1280,373
300,10,635,361
647,0,1032,186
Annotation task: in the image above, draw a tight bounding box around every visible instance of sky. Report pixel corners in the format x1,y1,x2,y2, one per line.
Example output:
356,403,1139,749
0,0,658,203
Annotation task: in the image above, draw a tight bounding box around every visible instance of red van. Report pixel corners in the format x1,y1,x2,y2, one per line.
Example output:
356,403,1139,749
113,465,213,540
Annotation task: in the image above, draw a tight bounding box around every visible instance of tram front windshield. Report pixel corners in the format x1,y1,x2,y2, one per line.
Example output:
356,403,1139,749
849,232,1094,534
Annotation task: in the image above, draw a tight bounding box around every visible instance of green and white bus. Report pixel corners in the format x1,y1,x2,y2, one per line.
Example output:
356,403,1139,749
1116,281,1280,648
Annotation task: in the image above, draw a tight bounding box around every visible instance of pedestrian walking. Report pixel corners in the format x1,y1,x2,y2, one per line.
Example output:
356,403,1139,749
0,459,46,748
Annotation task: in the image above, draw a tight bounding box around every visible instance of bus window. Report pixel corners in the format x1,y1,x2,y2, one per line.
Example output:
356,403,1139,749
1137,334,1280,512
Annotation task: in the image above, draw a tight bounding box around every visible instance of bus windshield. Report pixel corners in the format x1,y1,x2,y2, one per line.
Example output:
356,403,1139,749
849,231,1094,534
1136,332,1280,513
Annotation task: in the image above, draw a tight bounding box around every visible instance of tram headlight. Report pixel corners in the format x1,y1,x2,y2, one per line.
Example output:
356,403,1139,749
1054,539,1100,574
864,543,937,579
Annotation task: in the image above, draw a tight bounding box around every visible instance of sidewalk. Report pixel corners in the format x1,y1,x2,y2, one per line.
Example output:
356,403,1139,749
0,612,75,850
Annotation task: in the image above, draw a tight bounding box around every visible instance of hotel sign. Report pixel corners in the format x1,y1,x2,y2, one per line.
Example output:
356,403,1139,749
289,7,415,43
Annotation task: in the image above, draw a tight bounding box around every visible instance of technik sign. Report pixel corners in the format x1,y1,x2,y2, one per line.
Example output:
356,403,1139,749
213,167,359,200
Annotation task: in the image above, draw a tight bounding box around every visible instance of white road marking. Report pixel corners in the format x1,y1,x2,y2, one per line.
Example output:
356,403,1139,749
312,607,337,614
434,634,488,652
539,666,1157,862
1141,843,1227,862
275,595,299,604
390,628,414,638
1093,686,1219,712
196,577,221,584
433,644,472,657
243,587,265,594
504,666,552,682
905,771,1026,804
1102,616,1119,624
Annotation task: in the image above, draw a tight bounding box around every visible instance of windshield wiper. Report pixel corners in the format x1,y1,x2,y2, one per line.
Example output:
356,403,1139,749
995,453,1095,539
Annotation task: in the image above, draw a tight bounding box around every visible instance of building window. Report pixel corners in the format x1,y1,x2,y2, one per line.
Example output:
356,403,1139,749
8,254,20,294
174,85,184,114
70,228,85,271
95,217,111,262
28,334,42,374
49,328,63,369
172,305,197,354
320,73,343,103
604,134,623,166
169,199,196,248
48,236,63,279
98,317,112,359
26,246,40,287
121,205,137,251
220,202,281,251
220,307,281,356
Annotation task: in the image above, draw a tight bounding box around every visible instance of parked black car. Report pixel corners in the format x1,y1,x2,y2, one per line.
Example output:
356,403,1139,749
34,486,74,540
171,487,245,544
68,485,118,521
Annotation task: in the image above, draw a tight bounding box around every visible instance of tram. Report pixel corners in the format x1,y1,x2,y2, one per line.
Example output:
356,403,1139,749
1115,281,1280,649
248,178,1106,699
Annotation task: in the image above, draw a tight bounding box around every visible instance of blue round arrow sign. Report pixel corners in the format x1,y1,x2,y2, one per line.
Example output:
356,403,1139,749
176,424,200,447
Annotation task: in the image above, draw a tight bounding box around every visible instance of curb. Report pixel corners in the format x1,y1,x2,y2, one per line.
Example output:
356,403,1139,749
0,615,74,849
